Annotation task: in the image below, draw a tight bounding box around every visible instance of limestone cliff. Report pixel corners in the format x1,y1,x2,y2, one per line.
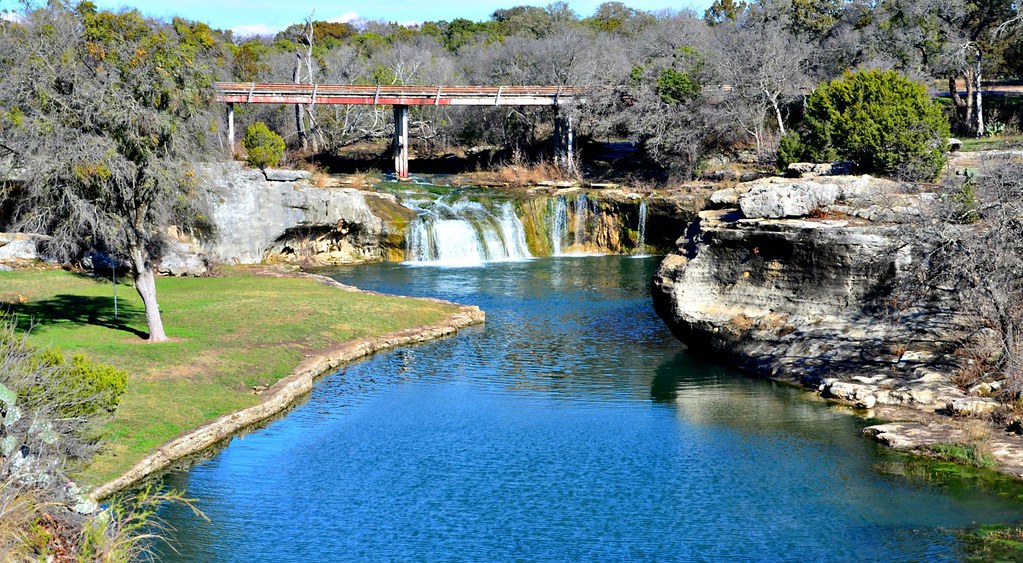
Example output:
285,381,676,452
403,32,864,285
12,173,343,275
173,162,413,272
651,175,982,414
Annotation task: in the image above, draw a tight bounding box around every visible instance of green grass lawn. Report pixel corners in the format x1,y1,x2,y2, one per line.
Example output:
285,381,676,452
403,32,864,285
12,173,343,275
959,133,1023,152
0,267,458,485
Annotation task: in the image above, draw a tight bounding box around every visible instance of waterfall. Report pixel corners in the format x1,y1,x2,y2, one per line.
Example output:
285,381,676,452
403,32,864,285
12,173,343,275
550,196,568,256
573,193,589,246
405,199,533,266
636,199,648,253
394,184,653,263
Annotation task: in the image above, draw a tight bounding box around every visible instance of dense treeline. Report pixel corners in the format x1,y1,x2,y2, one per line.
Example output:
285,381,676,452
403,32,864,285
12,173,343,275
2,0,1021,180
209,0,1022,177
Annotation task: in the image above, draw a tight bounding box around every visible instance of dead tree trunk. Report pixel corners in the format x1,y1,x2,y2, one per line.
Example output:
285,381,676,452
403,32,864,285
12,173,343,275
294,54,308,152
302,18,320,154
974,51,984,138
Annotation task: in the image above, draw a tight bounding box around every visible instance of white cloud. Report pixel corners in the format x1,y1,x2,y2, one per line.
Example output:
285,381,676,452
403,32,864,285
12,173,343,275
326,11,360,24
230,23,283,37
2,11,23,23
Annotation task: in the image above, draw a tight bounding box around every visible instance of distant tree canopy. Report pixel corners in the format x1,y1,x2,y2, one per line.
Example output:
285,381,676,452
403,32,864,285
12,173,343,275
0,0,1020,193
788,69,950,180
194,0,1021,178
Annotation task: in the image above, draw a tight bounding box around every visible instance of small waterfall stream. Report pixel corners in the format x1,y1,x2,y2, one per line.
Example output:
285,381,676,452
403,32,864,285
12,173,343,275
394,184,652,265
636,199,648,253
573,193,589,246
550,196,569,256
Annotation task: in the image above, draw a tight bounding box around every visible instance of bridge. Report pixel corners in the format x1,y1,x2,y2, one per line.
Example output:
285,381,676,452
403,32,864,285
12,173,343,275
215,83,586,179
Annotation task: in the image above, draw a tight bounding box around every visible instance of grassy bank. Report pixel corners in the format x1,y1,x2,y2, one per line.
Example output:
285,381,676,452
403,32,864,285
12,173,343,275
0,267,457,485
959,133,1023,152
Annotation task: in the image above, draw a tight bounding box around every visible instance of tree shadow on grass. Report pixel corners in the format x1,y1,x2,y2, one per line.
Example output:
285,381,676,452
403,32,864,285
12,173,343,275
5,294,149,339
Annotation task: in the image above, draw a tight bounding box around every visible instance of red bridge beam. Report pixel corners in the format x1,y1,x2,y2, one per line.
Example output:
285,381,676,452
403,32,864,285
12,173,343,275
215,82,586,106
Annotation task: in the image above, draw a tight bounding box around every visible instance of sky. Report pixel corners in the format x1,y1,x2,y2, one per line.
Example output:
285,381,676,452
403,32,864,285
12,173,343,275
1,0,715,36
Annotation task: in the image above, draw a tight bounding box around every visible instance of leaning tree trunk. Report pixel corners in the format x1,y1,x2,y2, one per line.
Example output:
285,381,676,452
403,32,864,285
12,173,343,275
768,91,785,137
973,51,984,139
294,54,308,152
963,70,976,137
129,245,168,343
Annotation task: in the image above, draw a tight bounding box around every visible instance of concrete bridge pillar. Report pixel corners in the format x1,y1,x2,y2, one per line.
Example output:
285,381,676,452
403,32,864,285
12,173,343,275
554,109,574,173
227,102,235,155
393,104,410,180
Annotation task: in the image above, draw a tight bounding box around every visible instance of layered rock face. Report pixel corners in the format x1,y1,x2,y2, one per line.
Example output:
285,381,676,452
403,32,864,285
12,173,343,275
169,162,412,273
652,175,979,413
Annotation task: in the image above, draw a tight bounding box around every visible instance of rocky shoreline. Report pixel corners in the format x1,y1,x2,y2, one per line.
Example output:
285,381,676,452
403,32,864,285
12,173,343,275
651,169,1023,478
88,271,485,500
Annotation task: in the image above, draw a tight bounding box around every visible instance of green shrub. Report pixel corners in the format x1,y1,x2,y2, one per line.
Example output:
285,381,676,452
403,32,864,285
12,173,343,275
952,179,980,224
797,69,950,181
24,347,128,419
241,121,285,170
656,68,700,105
776,130,807,170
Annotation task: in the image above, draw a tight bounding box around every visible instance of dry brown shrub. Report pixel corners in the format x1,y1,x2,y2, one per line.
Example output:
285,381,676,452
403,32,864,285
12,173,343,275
806,208,849,220
0,483,42,561
951,347,993,391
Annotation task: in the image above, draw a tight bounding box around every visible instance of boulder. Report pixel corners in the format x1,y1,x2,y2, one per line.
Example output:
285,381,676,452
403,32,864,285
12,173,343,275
709,187,743,206
0,233,50,264
947,397,1000,417
739,180,839,218
785,161,854,178
158,240,208,276
262,168,312,182
196,162,411,265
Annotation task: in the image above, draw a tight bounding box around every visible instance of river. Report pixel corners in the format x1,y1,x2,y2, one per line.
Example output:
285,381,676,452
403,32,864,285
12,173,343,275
156,256,1023,561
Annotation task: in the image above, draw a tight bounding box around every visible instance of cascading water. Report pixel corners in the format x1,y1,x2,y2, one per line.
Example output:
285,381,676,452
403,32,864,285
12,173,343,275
573,193,589,246
405,198,532,266
388,183,659,263
550,196,569,256
636,199,648,254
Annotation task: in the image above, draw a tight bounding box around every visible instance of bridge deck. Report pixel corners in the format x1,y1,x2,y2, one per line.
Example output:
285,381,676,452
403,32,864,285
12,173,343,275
215,82,585,106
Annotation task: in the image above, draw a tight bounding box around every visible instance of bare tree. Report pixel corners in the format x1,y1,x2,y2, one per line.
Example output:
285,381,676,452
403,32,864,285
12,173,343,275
292,16,322,153
708,14,809,158
900,157,1023,391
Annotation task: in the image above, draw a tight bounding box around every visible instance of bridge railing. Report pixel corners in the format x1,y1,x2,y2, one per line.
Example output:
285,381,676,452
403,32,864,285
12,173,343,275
215,82,587,106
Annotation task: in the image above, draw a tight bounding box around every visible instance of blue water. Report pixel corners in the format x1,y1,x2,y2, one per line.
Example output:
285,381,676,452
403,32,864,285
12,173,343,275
156,256,1023,561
